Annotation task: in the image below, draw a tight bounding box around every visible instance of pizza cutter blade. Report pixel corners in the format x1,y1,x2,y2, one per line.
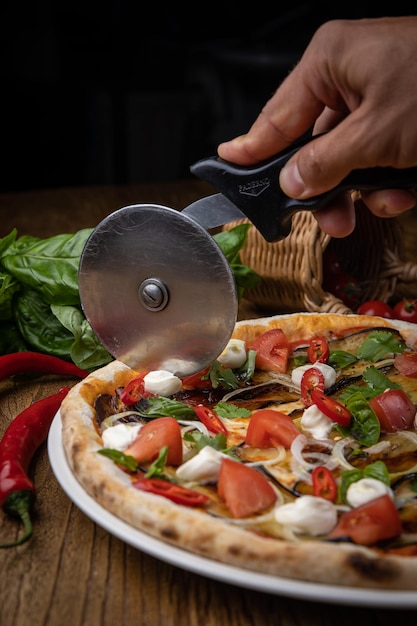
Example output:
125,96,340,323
78,204,238,377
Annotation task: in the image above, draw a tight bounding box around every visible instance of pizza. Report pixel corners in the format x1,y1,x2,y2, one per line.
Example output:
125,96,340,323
60,312,417,590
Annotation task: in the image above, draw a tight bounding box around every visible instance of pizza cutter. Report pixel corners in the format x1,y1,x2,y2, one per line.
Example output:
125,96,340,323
185,132,417,242
78,204,238,378
79,133,417,376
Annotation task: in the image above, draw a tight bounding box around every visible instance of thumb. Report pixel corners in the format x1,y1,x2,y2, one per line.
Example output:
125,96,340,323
279,120,371,198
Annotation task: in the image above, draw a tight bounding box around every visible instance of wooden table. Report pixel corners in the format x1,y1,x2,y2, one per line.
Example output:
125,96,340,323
0,182,416,626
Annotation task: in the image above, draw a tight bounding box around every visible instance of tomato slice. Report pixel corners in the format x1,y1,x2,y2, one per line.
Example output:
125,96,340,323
134,477,209,506
300,367,325,407
394,351,417,378
312,466,337,501
310,389,351,427
307,336,329,364
369,389,416,432
249,328,289,373
194,404,228,435
124,417,183,465
217,457,277,518
120,372,149,405
329,495,402,545
245,409,300,449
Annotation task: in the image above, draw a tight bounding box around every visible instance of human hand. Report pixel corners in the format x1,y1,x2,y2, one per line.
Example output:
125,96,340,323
217,17,417,237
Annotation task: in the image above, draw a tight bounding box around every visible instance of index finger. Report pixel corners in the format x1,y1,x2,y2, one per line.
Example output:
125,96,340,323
217,67,325,165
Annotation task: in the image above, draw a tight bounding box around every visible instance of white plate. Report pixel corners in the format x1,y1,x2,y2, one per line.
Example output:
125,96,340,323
48,411,417,609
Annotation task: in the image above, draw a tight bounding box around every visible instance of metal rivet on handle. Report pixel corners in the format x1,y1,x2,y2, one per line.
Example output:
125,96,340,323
139,278,169,312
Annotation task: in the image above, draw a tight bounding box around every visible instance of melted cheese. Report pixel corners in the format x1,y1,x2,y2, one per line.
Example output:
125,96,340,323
346,477,393,507
274,495,337,535
102,423,141,450
217,339,247,369
291,363,336,389
301,404,333,439
176,446,228,484
144,370,182,396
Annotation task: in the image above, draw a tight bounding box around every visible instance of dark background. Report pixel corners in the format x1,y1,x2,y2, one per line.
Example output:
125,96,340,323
0,2,416,192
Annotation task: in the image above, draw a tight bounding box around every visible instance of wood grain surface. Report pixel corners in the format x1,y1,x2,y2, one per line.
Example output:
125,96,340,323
0,183,416,626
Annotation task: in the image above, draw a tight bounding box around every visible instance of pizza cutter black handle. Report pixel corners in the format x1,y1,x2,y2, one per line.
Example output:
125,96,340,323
190,133,417,242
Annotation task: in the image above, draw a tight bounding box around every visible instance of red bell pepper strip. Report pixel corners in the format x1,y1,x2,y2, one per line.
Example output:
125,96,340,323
312,466,337,501
0,352,88,380
133,477,210,506
0,386,70,548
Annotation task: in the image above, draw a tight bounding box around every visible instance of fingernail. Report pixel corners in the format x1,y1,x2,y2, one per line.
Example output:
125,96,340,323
280,162,305,196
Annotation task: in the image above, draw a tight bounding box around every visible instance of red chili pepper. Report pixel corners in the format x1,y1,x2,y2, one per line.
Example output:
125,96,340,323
133,477,210,506
312,466,337,501
307,337,329,364
0,352,88,380
310,389,351,427
300,367,325,407
120,372,150,406
193,404,228,435
0,386,70,548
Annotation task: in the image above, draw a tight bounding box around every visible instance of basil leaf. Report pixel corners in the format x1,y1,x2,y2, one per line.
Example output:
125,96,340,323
339,383,375,403
15,288,74,358
0,271,20,320
145,447,170,479
339,461,390,503
214,401,251,419
339,469,363,503
0,229,18,257
356,330,405,362
344,391,380,446
1,228,93,305
362,365,400,395
213,224,251,263
144,397,196,419
293,354,308,368
208,361,240,390
328,350,358,369
183,431,227,452
364,460,390,486
229,262,262,301
51,304,113,370
213,224,262,302
236,349,256,382
0,321,28,353
98,448,139,471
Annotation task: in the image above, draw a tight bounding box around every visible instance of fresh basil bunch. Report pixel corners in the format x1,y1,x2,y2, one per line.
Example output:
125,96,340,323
0,224,260,370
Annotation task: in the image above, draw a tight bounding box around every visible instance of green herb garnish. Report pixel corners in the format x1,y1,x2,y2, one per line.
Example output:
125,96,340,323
356,330,405,362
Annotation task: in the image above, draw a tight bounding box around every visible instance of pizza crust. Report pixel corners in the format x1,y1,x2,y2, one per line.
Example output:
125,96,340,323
60,313,417,589
232,311,417,347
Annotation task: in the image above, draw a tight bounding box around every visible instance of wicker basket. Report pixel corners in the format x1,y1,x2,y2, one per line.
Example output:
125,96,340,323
223,197,417,315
